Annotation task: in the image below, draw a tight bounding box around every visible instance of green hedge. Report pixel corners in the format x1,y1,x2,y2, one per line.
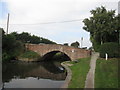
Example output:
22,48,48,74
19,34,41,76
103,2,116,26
100,42,120,58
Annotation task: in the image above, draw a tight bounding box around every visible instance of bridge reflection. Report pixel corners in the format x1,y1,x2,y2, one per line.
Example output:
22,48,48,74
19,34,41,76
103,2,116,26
2,61,67,83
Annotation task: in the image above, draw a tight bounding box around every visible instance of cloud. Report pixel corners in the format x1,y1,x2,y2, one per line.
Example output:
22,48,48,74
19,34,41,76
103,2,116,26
0,0,119,48
1,0,102,24
1,0,119,23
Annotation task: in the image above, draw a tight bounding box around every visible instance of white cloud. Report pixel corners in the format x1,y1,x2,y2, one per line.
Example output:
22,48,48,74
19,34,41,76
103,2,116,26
1,0,119,48
2,0,119,24
2,0,103,24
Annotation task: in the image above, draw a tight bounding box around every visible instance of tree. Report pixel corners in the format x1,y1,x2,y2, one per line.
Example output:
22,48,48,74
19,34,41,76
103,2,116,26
30,35,40,44
18,32,31,43
10,32,57,44
2,30,24,62
83,6,119,51
63,43,69,46
2,29,57,61
71,41,80,48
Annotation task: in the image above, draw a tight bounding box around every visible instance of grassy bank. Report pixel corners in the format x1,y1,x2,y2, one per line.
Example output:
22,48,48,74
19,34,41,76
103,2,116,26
95,58,118,88
68,57,91,88
19,50,40,59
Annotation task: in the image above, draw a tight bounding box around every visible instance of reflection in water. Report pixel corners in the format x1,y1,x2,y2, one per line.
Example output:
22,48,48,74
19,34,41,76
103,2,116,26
4,77,64,88
2,60,67,88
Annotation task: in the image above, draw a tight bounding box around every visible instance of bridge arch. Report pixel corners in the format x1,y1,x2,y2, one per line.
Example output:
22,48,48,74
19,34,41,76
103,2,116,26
41,50,71,61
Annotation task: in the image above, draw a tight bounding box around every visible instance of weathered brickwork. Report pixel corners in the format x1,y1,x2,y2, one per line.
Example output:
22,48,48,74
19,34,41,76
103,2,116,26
26,44,90,61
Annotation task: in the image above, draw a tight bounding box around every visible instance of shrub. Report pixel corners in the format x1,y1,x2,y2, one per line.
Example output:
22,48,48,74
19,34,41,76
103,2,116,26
100,42,120,58
2,52,11,62
19,50,40,59
2,34,24,62
93,43,101,52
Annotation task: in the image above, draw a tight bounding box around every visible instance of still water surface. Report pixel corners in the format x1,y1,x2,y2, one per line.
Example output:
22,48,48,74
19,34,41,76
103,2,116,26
2,61,66,88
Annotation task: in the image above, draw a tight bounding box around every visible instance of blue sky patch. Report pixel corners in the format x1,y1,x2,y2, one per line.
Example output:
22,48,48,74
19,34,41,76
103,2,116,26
0,1,9,19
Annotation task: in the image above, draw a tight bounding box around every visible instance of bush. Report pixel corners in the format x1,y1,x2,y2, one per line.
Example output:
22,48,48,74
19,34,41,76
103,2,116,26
2,34,24,62
100,42,120,58
93,43,101,52
19,50,40,59
2,52,11,62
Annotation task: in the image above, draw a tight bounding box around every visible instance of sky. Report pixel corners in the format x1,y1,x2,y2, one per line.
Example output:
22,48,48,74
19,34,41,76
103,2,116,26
0,0,119,48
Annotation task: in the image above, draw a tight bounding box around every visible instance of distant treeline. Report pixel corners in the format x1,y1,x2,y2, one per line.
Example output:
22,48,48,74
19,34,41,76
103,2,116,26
10,31,56,44
1,28,56,62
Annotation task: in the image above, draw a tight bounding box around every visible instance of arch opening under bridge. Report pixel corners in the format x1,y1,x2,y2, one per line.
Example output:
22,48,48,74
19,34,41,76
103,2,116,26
41,51,71,61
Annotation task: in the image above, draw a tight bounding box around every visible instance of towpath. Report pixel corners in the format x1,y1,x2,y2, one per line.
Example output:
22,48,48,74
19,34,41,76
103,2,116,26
84,52,99,89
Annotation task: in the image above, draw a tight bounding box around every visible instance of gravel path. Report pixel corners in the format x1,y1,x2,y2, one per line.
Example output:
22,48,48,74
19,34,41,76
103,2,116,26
84,52,99,89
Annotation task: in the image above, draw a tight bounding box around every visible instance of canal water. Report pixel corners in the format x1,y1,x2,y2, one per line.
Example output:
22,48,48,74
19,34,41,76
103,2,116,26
2,60,67,88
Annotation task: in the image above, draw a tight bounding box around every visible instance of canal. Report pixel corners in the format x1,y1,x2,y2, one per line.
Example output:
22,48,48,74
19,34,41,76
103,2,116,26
2,52,70,88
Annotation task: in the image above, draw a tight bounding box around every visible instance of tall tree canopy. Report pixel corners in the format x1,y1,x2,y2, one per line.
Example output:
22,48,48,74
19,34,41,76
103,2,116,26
83,6,119,51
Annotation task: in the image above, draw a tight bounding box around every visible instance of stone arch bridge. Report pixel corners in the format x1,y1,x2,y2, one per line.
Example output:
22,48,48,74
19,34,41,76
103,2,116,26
26,44,91,61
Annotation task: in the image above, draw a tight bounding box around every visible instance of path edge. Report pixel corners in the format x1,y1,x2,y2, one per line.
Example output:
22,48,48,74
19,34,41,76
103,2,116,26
61,61,72,88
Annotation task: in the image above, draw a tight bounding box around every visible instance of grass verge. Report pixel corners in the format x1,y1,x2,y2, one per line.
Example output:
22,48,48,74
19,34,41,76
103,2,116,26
68,57,91,88
95,58,118,88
